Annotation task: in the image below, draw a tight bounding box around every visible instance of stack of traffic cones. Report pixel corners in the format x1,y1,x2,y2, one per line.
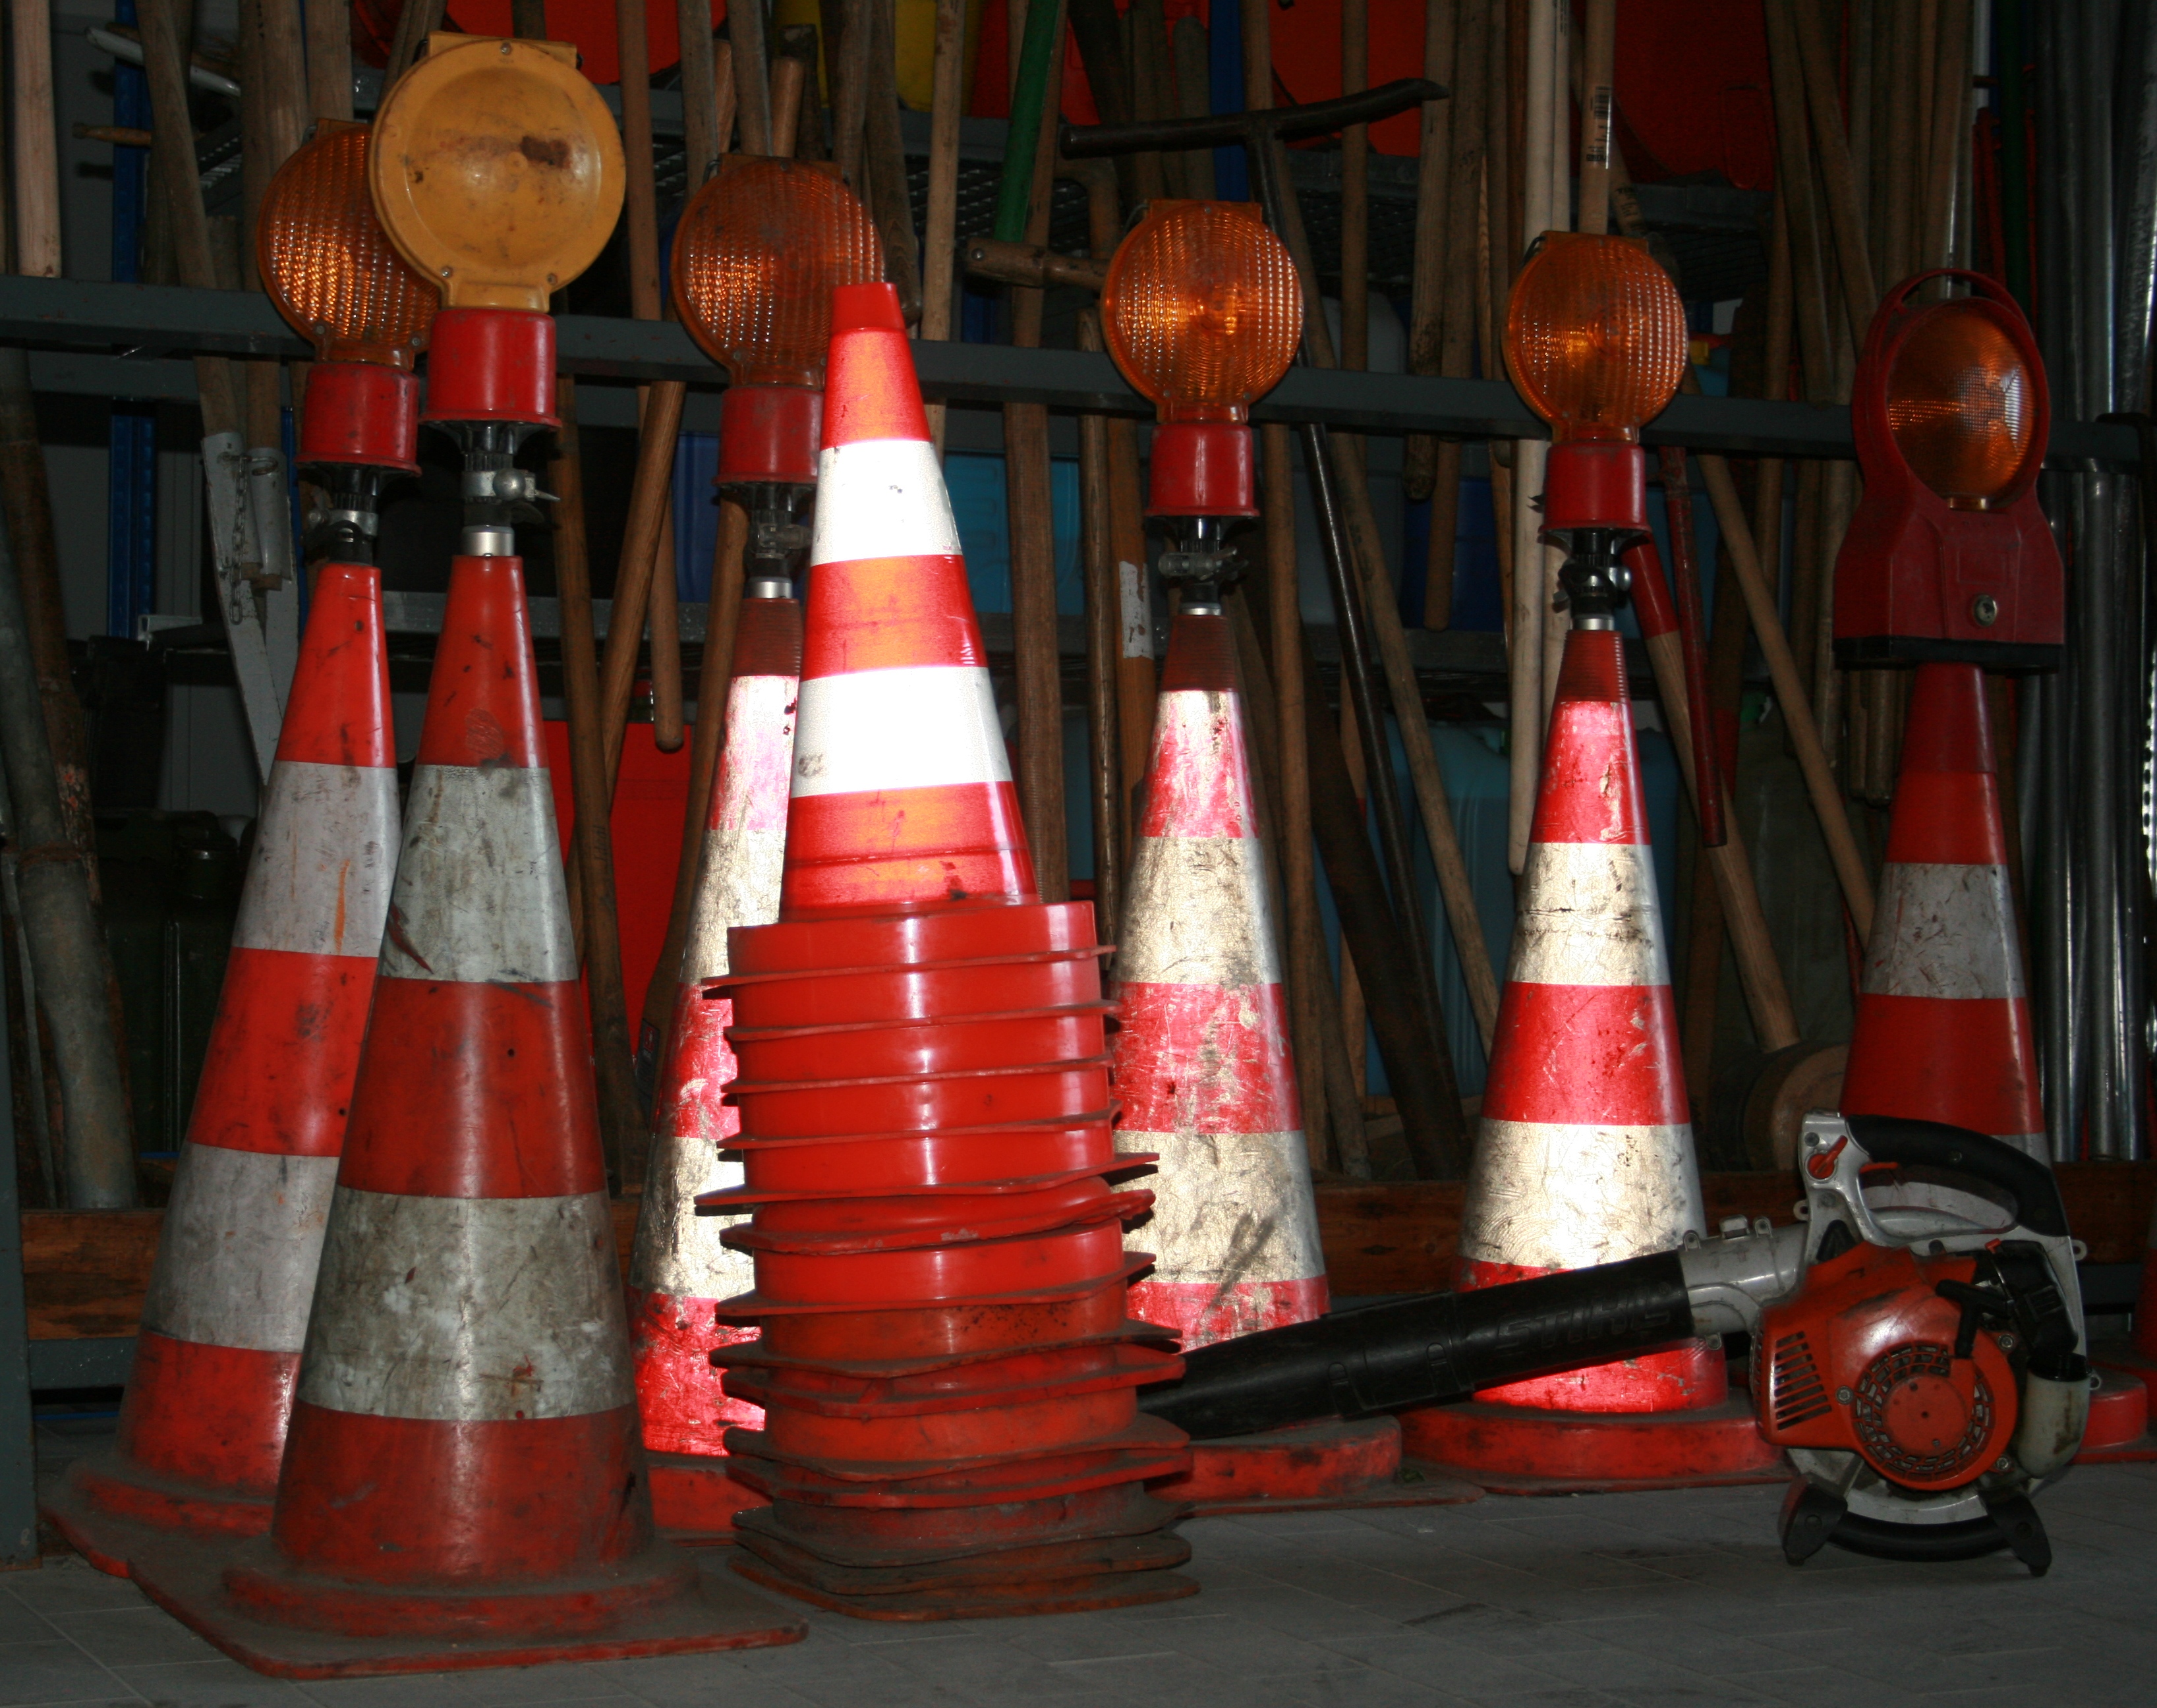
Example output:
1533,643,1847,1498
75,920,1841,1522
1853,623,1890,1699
1110,607,1400,1510
1399,629,1782,1490
629,590,802,1539
130,548,803,1675
45,566,397,1577
706,284,1194,1619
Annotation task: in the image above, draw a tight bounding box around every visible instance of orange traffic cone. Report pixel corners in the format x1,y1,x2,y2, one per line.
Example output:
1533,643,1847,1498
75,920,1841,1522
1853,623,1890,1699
1842,662,2044,1155
44,564,397,1577
631,590,801,1541
129,548,804,1676
710,284,1193,1618
1398,628,1781,1491
1109,606,1404,1510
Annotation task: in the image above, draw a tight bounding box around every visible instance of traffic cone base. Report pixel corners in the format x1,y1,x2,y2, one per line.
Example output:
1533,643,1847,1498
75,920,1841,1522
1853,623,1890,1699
1842,663,2046,1159
730,1550,1197,1622
2074,1367,2157,1461
1397,1392,1786,1493
43,564,395,1577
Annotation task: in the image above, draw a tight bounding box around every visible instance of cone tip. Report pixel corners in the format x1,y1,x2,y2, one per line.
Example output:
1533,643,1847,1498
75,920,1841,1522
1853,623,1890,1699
832,283,906,335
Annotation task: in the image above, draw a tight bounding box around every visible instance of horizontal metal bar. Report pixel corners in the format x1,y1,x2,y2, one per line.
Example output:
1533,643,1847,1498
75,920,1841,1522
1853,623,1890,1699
0,276,2136,465
28,1337,134,1390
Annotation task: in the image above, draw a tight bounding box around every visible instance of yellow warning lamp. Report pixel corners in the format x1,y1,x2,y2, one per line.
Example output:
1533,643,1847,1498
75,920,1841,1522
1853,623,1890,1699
1835,270,2061,666
369,32,624,434
1101,200,1301,521
258,120,436,485
670,155,881,494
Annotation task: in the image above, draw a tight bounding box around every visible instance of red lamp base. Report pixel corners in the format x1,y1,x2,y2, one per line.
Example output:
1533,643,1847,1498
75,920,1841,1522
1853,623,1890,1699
421,308,558,430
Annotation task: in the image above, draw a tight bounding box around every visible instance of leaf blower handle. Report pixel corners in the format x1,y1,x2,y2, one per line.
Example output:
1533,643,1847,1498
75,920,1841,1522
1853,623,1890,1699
1841,1114,2069,1239
1139,1251,1695,1440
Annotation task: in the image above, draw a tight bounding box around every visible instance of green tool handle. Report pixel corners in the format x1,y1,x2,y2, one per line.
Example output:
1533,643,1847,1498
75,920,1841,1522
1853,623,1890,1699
994,0,1066,243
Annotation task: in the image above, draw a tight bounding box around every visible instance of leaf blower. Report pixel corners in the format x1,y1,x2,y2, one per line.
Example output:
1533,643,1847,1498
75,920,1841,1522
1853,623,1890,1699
1138,1114,2088,1574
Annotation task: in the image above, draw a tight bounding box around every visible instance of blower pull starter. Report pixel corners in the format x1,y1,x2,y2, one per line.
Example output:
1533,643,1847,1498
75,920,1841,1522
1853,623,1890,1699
1138,1113,2089,1573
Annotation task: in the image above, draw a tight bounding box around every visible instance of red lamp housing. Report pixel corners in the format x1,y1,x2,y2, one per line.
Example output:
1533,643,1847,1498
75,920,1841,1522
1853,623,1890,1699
1834,270,2063,668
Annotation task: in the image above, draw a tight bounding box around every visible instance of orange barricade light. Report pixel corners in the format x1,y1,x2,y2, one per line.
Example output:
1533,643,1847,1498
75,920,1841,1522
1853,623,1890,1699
1504,231,1686,542
260,120,436,491
1101,200,1300,522
671,156,881,492
1836,271,2061,666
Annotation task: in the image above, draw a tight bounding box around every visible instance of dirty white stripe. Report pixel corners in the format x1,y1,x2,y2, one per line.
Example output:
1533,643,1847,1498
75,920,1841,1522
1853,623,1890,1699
629,1133,755,1298
681,826,788,982
1120,561,1154,660
141,1145,340,1353
380,765,577,985
1459,1116,1704,1272
791,666,1010,798
1113,1128,1322,1286
1862,861,2024,1000
298,1187,633,1422
811,438,961,567
679,673,795,982
233,761,399,959
1509,841,1671,989
1118,834,1280,988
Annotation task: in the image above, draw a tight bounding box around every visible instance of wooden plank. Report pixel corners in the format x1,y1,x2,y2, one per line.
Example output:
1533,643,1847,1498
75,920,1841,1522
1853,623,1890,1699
25,1166,2157,1339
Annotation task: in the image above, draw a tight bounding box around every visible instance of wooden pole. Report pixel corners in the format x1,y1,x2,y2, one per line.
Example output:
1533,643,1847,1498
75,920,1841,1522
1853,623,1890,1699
550,378,643,1191
865,0,923,322
1507,0,1556,872
1399,0,1453,507
828,0,870,189
383,0,445,82
1077,309,1122,998
921,0,965,451
1340,0,1371,374
11,0,59,280
1783,0,1879,341
730,0,773,154
596,383,687,794
1576,0,1614,236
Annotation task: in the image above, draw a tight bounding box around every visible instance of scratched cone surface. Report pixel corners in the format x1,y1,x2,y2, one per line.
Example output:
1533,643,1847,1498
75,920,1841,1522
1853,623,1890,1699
128,552,804,1677
710,284,1195,1619
1455,629,1717,1413
1841,662,2044,1160
44,565,397,1579
631,596,801,1489
1114,610,1325,1349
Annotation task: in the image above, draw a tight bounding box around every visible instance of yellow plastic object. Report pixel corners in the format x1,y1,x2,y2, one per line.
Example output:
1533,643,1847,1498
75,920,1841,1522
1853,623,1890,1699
1887,303,2035,507
258,121,436,368
1505,231,1686,443
670,157,883,387
368,33,624,311
1101,201,1302,424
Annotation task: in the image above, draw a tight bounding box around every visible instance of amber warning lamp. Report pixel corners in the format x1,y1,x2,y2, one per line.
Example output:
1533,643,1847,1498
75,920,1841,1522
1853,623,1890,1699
671,155,881,591
370,32,623,553
1834,270,2061,668
1100,200,1300,604
1505,231,1686,623
258,119,437,563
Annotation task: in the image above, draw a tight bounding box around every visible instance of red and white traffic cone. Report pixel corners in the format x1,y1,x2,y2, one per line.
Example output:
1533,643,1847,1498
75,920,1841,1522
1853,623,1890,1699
43,565,396,1578
1110,607,1401,1510
129,548,803,1676
1843,662,2044,1153
710,284,1194,1618
631,591,801,1541
1398,629,1783,1491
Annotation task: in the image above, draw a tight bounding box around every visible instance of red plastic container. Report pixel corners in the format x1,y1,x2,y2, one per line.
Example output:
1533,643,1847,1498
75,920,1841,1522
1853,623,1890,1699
722,1342,1177,1418
732,1268,1145,1355
727,1002,1110,1082
745,1217,1130,1307
728,1117,1125,1195
724,1179,1124,1255
759,1384,1139,1462
727,1057,1112,1140
755,1481,1182,1559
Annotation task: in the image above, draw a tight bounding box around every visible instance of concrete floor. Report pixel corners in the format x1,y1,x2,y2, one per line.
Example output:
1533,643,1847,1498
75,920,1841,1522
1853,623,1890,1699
15,1420,2157,1708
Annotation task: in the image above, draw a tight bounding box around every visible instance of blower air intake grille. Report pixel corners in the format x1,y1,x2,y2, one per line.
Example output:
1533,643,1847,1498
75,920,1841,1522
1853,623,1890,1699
1771,1330,1834,1429
1851,1342,1996,1483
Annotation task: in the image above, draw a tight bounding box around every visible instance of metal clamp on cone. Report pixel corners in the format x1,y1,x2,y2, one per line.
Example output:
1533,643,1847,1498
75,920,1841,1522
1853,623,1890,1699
628,155,880,1543
705,283,1197,1619
1400,235,1782,1492
125,37,803,1676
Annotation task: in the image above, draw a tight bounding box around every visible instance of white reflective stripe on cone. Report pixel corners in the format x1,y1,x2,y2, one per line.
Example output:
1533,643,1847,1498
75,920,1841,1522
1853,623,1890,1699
811,439,961,566
1862,862,2024,1000
1509,842,1671,989
1460,1117,1704,1271
791,668,1010,798
233,761,399,959
681,826,786,983
141,1144,341,1353
1113,1128,1323,1286
298,1187,633,1422
381,766,577,985
627,1139,755,1298
1118,836,1279,988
